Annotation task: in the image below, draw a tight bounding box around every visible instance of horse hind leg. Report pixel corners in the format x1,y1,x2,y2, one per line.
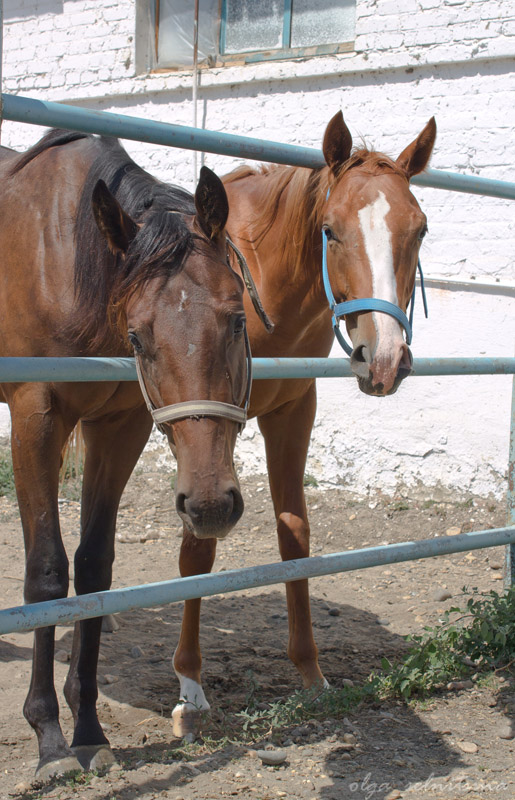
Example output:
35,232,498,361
172,530,217,740
63,407,152,771
10,395,83,780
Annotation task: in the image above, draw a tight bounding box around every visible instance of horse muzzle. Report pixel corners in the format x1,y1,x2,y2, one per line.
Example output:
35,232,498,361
176,484,244,539
350,341,413,396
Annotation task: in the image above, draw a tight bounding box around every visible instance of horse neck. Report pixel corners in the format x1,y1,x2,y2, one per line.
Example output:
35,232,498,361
254,166,329,315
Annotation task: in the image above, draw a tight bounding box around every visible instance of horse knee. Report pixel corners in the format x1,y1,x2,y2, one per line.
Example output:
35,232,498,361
277,512,310,559
74,552,113,595
24,549,69,604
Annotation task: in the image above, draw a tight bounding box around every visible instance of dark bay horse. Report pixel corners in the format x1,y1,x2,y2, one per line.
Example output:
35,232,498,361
170,112,436,736
0,130,253,778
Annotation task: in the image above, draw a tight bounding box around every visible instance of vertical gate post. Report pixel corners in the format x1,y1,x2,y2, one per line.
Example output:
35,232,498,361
506,373,515,588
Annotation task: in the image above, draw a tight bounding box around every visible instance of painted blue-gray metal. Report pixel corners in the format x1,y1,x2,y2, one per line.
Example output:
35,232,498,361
2,94,515,200
0,356,514,383
1,526,514,635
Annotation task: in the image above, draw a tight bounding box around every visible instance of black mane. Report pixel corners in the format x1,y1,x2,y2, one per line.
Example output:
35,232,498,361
12,128,200,351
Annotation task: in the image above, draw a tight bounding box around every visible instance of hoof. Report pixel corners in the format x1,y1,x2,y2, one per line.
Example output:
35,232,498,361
101,614,119,633
72,744,117,772
171,704,202,741
36,755,83,782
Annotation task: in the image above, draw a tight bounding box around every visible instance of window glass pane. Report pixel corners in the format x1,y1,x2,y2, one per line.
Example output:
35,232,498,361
291,0,356,47
158,0,219,66
224,0,283,54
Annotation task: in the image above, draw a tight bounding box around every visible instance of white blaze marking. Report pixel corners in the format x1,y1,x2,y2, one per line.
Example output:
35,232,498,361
187,343,196,357
358,191,402,353
178,290,188,312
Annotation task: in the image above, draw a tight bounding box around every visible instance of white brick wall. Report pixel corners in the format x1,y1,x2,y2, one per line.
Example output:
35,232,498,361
1,0,514,498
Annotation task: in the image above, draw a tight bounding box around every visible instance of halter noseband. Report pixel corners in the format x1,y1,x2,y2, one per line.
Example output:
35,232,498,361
322,190,428,356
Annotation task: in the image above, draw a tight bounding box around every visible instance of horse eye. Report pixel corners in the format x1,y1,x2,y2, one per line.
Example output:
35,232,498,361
233,315,246,336
128,332,143,353
322,225,335,241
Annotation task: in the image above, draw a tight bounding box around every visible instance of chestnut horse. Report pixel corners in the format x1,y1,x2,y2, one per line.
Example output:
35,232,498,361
170,112,436,736
0,130,254,778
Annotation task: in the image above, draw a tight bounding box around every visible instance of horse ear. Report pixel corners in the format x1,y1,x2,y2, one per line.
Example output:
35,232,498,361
92,179,138,254
194,166,229,240
322,111,353,173
396,117,437,179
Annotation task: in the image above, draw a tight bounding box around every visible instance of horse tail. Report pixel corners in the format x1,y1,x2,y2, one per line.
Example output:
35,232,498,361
60,423,84,489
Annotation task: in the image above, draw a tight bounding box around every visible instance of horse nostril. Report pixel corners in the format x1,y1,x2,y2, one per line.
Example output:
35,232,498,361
176,492,187,516
397,346,413,380
351,344,369,364
350,344,372,380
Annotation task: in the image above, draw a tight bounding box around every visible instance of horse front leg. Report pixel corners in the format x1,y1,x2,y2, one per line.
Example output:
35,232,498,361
172,531,217,739
258,385,327,689
10,394,82,780
63,406,152,771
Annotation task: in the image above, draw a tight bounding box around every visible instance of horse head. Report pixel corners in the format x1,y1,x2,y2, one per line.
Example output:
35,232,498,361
322,112,436,396
92,166,247,539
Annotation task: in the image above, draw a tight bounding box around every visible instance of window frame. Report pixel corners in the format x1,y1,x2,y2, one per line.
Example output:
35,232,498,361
153,0,355,72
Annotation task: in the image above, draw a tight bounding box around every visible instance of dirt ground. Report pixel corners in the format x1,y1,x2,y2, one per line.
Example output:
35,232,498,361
0,446,514,800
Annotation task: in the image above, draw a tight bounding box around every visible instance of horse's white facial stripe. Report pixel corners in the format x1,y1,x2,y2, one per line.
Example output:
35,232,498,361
358,191,402,347
178,290,188,312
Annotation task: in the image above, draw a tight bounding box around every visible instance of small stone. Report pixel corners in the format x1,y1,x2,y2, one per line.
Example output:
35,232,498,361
342,733,356,744
492,573,503,580
446,526,461,536
104,674,118,684
348,514,357,521
498,722,515,740
257,749,287,766
328,608,341,617
14,782,31,793
489,561,503,570
446,681,464,690
433,589,452,602
277,793,287,798
386,792,402,800
131,645,144,658
457,740,478,754
461,679,474,689
342,679,354,688
55,649,69,662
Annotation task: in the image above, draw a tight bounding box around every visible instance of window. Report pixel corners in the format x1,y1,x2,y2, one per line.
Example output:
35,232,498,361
154,0,356,69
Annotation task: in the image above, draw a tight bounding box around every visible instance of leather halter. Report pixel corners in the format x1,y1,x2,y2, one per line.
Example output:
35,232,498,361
134,234,271,436
135,326,252,435
322,190,428,356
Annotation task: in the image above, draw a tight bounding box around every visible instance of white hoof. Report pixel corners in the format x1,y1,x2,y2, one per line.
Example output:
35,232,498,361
171,704,203,740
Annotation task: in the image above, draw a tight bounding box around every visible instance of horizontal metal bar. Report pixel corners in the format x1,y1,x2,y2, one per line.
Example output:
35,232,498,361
0,357,513,383
3,94,515,200
1,526,513,635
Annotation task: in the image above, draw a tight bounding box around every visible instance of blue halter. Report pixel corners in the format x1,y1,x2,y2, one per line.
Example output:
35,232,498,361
321,224,428,357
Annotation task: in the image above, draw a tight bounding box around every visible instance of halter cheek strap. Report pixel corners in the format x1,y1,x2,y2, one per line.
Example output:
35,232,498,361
321,191,428,355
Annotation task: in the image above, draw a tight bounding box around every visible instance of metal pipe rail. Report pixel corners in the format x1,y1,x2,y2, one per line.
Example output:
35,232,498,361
0,356,513,383
1,526,514,635
3,94,515,200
